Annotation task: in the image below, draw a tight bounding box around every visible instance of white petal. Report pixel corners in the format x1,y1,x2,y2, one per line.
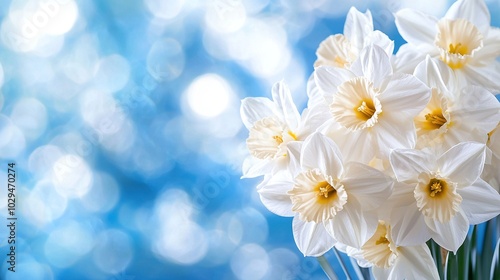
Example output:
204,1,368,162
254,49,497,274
325,200,378,248
300,133,344,178
461,62,500,92
413,56,451,94
375,120,416,158
392,43,427,74
378,181,412,220
482,155,500,192
446,126,487,151
286,141,302,177
390,148,433,183
296,104,331,140
240,97,277,130
341,162,393,210
438,142,486,187
426,209,469,253
459,178,500,224
350,45,393,88
314,66,355,96
326,124,375,164
366,30,394,56
241,157,274,178
258,175,295,217
445,0,490,35
293,216,336,257
272,81,301,130
373,244,439,280
372,267,390,280
344,7,373,51
344,246,373,268
452,85,500,134
474,27,500,62
378,72,431,118
389,188,431,246
306,73,326,109
395,9,438,47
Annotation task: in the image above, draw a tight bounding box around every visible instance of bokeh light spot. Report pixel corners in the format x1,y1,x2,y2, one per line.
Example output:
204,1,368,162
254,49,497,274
26,180,68,226
93,55,131,93
51,155,93,198
144,0,185,20
152,189,209,265
230,243,270,280
147,38,185,81
80,172,120,213
92,229,133,274
184,74,233,118
10,98,48,140
0,115,26,158
44,221,94,268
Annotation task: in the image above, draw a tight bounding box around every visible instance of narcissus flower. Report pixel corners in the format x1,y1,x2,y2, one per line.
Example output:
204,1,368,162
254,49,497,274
395,0,500,91
314,7,394,70
240,81,328,178
315,45,430,163
342,221,439,280
389,142,500,252
289,133,392,254
257,133,393,256
413,57,500,150
256,151,338,257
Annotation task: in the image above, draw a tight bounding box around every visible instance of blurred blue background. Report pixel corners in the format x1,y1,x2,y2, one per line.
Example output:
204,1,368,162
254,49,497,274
0,0,499,279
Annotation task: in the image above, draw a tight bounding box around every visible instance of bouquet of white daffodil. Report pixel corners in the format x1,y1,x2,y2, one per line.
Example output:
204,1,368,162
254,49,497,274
240,0,500,279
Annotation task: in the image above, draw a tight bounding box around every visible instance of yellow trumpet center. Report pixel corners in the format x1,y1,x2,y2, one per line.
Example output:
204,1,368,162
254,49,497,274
316,181,337,204
429,181,443,198
435,18,483,69
273,135,283,144
448,43,468,55
425,110,447,129
357,101,376,120
375,236,390,245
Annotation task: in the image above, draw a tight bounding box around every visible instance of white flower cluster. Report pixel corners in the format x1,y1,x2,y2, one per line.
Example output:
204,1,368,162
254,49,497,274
240,0,500,279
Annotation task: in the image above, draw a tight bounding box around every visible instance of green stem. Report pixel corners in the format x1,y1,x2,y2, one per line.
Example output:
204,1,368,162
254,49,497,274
317,255,339,280
333,247,352,280
427,239,444,279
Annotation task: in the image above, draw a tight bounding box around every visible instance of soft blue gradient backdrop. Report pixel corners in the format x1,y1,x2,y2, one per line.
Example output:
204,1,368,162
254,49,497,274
0,0,499,279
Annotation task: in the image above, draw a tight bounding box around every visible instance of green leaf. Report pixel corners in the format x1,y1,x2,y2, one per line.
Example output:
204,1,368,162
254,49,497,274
427,239,444,279
490,238,500,280
457,233,470,280
445,251,458,280
482,220,496,278
470,225,479,280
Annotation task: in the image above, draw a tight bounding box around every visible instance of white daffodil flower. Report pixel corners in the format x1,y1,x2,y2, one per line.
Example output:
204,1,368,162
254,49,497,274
482,123,500,192
395,0,500,92
341,221,439,280
314,44,430,163
258,133,393,256
413,56,500,150
287,133,393,253
314,7,394,69
256,157,338,257
389,141,500,252
240,81,327,178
